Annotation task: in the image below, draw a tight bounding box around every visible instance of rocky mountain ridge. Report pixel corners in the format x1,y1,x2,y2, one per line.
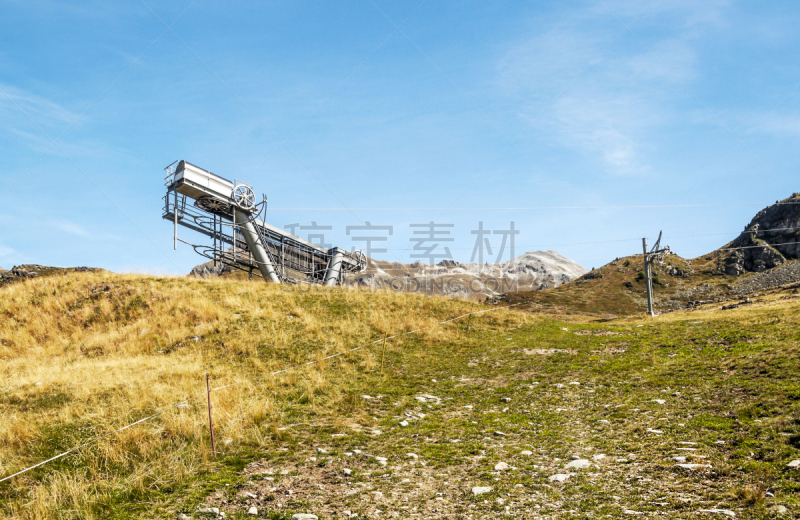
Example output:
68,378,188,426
189,250,588,300
350,250,587,299
723,193,800,274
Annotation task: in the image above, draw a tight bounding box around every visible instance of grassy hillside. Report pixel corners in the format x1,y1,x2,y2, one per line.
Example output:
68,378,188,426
503,253,751,317
1,272,800,518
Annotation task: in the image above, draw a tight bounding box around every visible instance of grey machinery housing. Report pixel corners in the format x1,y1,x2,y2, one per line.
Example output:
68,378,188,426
162,160,365,285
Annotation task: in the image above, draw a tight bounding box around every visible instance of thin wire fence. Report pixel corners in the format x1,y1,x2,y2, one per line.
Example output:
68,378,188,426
0,301,524,484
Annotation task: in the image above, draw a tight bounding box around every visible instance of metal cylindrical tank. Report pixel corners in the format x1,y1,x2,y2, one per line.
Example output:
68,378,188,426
234,210,281,284
323,248,345,286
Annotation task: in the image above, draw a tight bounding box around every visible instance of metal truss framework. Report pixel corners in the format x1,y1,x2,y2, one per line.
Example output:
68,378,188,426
162,160,365,285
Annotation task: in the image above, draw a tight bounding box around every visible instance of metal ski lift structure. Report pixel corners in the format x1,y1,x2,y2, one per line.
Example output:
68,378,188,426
642,231,671,316
162,160,366,285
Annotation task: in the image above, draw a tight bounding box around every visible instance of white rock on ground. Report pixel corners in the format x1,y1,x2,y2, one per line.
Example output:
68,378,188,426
592,454,606,461
771,505,788,514
548,473,571,482
247,507,258,516
291,515,319,520
407,453,418,459
472,486,492,496
677,463,712,470
494,462,510,471
787,459,800,468
399,420,409,427
521,450,533,456
698,509,736,517
653,399,666,404
565,459,590,469
500,397,511,403
343,468,352,476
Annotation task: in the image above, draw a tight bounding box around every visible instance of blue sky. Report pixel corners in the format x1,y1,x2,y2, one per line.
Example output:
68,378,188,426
1,0,799,274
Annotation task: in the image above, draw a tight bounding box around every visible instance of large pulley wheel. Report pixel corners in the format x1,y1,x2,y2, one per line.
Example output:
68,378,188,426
196,196,231,214
233,184,256,210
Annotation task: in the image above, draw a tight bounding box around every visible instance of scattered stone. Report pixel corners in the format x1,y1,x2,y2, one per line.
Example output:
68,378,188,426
623,510,643,515
647,428,663,434
565,459,590,470
677,463,712,470
290,515,319,520
407,453,418,459
372,491,383,499
247,507,258,516
548,473,571,482
592,454,606,461
361,395,372,400
598,420,610,424
521,450,533,456
177,515,192,520
494,462,510,471
493,431,507,437
415,396,427,403
399,420,409,427
375,456,388,466
568,381,580,385
653,399,666,405
771,505,788,514
698,509,735,517
673,456,687,463
316,447,328,454
463,405,473,409
472,486,492,496
500,397,511,403
243,492,257,499
787,459,800,468
343,468,352,476
196,507,219,515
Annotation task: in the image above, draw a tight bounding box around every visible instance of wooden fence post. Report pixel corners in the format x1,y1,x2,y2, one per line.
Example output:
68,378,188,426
206,373,217,457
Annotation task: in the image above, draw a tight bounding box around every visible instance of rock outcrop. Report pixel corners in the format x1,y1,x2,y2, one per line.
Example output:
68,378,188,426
733,260,800,295
189,260,227,279
722,194,800,275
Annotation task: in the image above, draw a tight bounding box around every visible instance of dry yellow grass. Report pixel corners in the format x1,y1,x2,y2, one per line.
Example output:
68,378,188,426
0,270,524,519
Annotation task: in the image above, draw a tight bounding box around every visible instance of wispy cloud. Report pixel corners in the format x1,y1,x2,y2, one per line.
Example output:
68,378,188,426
0,243,17,260
0,84,78,125
493,1,723,176
52,220,92,238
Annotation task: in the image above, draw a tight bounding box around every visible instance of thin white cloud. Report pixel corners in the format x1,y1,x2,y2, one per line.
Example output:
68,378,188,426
0,84,77,124
494,1,716,176
0,243,17,259
52,220,91,238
